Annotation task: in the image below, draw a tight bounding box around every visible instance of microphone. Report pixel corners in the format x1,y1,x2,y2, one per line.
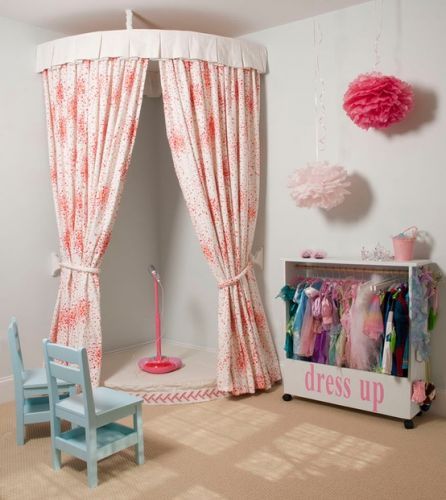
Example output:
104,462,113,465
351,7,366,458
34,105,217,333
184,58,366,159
149,265,161,283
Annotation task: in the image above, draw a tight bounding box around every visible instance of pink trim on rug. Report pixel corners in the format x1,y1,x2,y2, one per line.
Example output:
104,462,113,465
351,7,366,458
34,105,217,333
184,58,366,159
130,387,227,405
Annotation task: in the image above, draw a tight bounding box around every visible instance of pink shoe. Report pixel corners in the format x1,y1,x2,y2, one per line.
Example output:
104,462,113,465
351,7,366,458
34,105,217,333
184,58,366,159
301,249,312,258
313,250,327,259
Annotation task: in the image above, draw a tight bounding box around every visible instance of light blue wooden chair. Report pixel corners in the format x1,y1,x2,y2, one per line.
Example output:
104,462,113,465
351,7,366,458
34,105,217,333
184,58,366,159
42,339,144,488
7,317,75,445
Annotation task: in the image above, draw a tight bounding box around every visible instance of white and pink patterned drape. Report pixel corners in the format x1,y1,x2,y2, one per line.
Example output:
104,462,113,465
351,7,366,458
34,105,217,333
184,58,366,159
160,60,281,395
43,58,148,385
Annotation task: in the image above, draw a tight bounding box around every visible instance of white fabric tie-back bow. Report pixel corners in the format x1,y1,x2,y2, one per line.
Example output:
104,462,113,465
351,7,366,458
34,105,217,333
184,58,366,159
218,261,252,289
218,248,263,289
50,252,100,276
60,261,100,274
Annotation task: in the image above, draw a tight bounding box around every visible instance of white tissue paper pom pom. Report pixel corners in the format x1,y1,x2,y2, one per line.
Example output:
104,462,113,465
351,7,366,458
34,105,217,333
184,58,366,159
288,161,351,210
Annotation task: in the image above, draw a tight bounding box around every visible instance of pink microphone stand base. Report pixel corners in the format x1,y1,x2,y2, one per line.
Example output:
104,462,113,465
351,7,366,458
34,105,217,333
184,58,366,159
138,356,183,374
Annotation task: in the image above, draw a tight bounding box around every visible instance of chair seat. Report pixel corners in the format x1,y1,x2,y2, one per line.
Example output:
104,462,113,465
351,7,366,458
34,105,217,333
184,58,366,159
57,422,137,459
23,368,73,390
23,396,51,424
56,387,142,417
24,396,50,414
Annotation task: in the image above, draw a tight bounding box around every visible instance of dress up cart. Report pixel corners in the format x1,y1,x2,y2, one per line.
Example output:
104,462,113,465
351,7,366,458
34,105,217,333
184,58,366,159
281,258,435,429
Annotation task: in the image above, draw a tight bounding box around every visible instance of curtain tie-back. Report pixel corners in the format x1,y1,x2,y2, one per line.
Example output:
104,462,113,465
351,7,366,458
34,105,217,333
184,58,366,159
218,261,252,289
60,261,100,275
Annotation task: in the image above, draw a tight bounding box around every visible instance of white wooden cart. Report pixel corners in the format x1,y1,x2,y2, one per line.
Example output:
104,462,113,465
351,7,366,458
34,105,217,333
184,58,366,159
281,258,433,429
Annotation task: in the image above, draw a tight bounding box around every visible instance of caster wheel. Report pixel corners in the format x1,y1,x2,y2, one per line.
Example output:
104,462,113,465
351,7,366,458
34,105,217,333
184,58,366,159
404,419,414,430
282,393,292,402
420,403,431,412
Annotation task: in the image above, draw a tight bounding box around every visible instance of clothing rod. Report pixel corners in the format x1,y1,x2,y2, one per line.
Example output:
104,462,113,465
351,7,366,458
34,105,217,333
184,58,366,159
293,264,409,274
294,276,365,283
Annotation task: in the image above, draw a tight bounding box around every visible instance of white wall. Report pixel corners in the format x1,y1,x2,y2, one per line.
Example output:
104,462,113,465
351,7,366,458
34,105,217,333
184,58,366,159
100,97,161,351
245,0,446,393
156,98,218,349
0,17,63,400
103,95,217,352
101,95,218,352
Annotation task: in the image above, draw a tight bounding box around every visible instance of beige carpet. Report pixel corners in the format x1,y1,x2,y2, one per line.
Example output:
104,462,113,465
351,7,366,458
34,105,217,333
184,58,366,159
1,385,446,500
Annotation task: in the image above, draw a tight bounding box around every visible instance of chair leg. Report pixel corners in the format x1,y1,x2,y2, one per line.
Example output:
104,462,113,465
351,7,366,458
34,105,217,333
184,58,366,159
52,417,62,470
53,449,62,471
16,405,25,446
87,459,98,489
134,404,144,465
86,428,98,488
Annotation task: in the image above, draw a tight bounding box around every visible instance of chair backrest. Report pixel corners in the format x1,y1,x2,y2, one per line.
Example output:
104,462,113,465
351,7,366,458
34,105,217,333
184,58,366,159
7,318,25,396
42,339,95,423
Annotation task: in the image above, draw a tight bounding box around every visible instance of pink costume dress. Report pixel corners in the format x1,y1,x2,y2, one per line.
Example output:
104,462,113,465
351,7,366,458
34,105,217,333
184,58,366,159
298,286,320,357
337,302,351,367
349,283,381,371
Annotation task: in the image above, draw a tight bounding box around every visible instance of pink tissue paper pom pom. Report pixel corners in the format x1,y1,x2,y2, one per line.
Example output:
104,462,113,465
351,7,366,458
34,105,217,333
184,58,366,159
288,161,351,210
343,72,414,130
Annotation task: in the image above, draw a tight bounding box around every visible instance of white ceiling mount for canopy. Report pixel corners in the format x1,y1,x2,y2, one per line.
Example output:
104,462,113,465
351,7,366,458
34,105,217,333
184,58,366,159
36,29,267,73
125,9,133,30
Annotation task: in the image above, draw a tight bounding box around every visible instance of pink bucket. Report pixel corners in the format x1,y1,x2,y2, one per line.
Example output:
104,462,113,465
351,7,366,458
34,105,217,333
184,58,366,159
392,226,417,261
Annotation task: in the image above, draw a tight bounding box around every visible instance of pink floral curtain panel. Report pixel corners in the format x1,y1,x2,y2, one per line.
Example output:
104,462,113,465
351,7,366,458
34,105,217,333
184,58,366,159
159,59,281,395
42,58,148,386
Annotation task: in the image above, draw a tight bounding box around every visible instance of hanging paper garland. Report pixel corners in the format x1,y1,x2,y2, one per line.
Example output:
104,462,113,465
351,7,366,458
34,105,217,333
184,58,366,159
288,161,351,210
343,72,414,130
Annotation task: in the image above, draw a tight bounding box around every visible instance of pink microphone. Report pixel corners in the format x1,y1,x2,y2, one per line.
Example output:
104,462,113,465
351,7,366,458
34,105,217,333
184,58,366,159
138,265,183,374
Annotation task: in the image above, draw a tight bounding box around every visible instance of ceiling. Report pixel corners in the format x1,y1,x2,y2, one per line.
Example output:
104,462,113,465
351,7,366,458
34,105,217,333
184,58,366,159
0,0,370,37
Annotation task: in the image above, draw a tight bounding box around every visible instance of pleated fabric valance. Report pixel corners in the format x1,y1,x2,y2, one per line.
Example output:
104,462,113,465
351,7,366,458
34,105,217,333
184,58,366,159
36,29,267,73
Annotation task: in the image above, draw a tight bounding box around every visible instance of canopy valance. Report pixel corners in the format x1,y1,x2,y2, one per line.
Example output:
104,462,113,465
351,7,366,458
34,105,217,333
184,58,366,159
36,29,267,73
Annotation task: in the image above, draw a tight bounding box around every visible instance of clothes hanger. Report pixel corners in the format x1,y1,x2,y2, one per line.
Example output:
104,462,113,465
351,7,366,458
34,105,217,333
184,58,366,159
370,275,405,293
